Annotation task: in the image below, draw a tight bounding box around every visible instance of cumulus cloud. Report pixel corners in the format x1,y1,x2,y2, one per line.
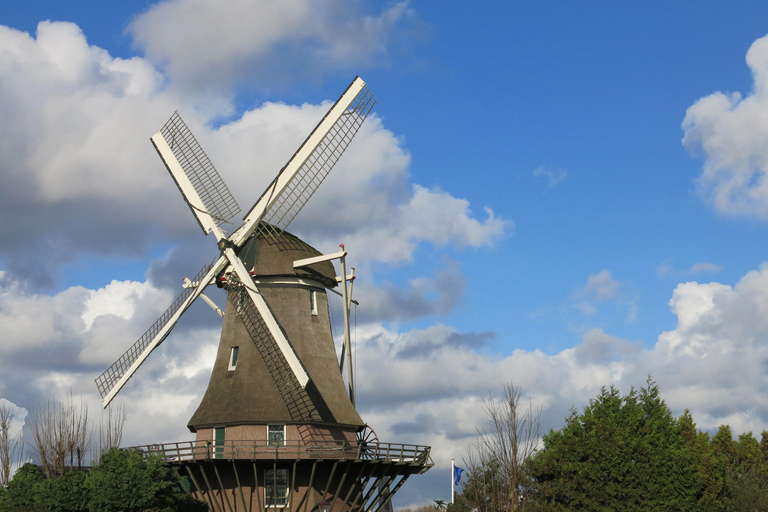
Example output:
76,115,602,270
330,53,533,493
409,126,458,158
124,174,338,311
0,272,221,449
128,0,416,97
4,250,768,506
683,32,768,218
349,263,768,503
0,19,507,292
353,258,467,324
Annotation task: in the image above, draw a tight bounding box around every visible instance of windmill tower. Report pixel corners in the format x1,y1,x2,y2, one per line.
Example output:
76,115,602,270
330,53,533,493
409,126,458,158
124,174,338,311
95,77,432,512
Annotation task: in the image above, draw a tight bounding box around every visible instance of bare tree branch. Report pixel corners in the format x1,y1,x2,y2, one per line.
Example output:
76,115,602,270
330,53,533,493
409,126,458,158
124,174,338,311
29,391,95,478
460,383,542,512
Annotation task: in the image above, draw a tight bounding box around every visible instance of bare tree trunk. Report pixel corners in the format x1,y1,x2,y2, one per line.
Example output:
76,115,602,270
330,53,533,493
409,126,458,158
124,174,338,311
461,383,542,512
0,403,25,485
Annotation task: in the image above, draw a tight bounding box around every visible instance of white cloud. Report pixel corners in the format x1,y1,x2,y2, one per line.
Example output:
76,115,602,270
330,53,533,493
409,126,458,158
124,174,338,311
683,32,768,218
533,165,567,188
0,19,507,290
128,0,415,97
581,269,619,300
571,269,637,322
658,261,724,279
4,251,768,507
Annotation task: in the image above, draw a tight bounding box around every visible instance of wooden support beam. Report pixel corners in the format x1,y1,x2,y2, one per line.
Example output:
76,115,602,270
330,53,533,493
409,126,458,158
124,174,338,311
290,461,298,512
328,461,352,512
322,461,339,497
198,464,225,512
213,463,235,512
185,464,217,512
340,462,367,512
364,473,397,512
232,461,248,512
254,462,263,512
303,461,318,512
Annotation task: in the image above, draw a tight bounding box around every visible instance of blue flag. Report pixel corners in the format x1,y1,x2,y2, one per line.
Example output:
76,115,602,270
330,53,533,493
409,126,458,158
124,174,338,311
454,466,464,485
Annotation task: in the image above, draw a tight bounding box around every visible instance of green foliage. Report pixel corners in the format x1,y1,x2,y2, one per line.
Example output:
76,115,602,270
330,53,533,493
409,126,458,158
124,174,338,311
2,463,46,512
1,449,206,512
526,379,700,511
85,448,175,512
521,379,768,512
37,470,88,512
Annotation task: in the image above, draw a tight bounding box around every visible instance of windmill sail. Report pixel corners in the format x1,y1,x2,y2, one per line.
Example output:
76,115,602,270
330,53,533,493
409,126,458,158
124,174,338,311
155,112,241,232
95,260,217,405
238,77,375,245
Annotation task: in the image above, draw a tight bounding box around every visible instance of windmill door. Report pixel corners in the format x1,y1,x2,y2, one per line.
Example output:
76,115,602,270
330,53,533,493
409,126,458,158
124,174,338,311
214,427,225,458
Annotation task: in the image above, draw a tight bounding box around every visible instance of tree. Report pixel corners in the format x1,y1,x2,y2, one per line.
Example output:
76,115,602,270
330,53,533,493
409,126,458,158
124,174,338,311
0,403,26,486
95,402,125,461
85,448,206,512
36,470,89,512
29,394,92,479
526,378,699,512
1,463,46,512
453,383,541,512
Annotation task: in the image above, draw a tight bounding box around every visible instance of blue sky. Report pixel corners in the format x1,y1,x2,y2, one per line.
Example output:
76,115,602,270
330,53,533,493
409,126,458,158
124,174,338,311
3,0,768,507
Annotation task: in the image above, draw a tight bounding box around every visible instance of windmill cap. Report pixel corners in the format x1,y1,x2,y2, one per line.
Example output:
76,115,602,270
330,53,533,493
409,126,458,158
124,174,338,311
250,229,338,288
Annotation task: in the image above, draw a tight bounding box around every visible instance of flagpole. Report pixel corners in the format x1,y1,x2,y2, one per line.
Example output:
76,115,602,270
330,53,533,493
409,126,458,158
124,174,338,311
451,458,455,504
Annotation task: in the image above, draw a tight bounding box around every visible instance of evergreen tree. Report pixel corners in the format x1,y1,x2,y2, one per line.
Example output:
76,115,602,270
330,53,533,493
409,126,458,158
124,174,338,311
1,463,46,512
526,379,699,512
36,470,89,512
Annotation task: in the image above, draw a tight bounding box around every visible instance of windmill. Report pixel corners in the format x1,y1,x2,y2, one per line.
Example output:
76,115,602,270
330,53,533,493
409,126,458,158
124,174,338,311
95,77,432,512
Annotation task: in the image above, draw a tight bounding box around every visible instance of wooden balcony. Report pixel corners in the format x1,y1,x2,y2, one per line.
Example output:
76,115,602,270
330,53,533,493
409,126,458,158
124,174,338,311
129,440,433,473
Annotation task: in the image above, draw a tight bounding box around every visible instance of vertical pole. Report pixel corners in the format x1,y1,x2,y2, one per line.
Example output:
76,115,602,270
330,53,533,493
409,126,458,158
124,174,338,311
339,244,354,406
451,459,455,504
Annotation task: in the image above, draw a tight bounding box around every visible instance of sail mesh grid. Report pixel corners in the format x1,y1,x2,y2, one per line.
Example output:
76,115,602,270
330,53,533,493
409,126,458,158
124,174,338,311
160,112,241,227
95,261,215,399
229,285,321,424
257,86,376,247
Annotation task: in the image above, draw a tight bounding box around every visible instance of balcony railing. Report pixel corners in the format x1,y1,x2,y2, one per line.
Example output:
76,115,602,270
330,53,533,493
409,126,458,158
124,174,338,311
128,440,433,467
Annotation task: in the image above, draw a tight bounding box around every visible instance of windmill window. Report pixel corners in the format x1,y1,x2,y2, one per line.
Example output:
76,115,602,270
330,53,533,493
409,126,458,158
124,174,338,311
310,290,318,316
268,425,285,447
265,468,289,507
228,346,239,371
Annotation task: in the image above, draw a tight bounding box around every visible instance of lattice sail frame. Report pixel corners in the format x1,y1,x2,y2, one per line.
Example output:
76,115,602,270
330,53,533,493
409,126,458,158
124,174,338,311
94,261,214,399
257,85,375,242
160,112,241,230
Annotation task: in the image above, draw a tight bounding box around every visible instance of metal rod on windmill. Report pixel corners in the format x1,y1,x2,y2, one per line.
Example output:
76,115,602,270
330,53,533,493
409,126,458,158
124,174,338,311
339,245,354,405
293,246,356,405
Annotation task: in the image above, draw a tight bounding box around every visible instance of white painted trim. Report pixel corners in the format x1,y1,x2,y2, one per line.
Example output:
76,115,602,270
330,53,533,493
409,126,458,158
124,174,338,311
310,290,318,316
293,250,346,268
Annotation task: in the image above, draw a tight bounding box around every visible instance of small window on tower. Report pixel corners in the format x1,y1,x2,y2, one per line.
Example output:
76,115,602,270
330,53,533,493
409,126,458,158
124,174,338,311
228,346,239,371
265,468,289,507
268,425,286,446
310,290,318,316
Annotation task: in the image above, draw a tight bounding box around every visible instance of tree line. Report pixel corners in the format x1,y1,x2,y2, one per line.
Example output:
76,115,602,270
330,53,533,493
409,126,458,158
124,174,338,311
0,448,206,512
1,392,124,484
450,378,768,512
0,394,205,512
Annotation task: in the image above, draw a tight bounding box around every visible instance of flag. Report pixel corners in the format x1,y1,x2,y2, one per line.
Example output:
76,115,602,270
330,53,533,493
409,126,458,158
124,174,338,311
454,466,464,485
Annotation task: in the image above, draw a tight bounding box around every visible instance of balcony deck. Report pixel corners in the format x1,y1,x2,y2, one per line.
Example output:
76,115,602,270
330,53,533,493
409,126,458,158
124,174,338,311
128,440,433,473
